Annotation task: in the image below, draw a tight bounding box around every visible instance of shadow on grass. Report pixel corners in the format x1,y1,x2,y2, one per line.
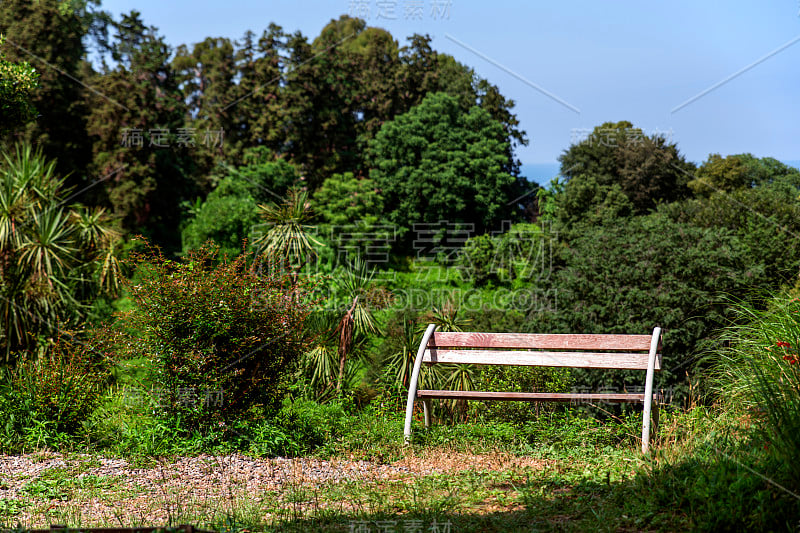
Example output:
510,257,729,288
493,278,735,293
261,452,800,533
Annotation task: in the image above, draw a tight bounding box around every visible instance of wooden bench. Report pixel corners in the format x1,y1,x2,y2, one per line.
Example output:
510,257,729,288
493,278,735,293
403,325,663,453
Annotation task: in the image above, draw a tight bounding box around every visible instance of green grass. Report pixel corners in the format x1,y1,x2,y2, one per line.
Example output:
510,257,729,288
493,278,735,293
3,402,798,531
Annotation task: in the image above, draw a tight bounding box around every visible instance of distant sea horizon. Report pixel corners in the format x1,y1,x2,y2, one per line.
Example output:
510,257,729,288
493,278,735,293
520,160,800,187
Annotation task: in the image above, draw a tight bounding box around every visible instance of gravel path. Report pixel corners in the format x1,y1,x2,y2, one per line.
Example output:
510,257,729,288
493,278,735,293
0,451,547,527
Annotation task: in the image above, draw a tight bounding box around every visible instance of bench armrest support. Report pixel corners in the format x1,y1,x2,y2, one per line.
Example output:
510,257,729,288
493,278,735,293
404,323,437,443
641,326,661,453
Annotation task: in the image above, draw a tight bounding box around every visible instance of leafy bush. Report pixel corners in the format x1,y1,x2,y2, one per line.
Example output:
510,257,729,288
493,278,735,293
271,397,349,454
0,333,112,451
0,36,39,132
473,365,572,424
182,193,259,259
456,222,557,288
89,392,349,458
661,177,800,284
531,211,769,399
108,241,316,430
312,172,384,227
182,148,302,258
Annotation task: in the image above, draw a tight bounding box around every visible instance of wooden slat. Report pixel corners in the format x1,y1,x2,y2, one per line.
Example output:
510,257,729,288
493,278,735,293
431,331,657,351
423,349,662,370
416,390,653,402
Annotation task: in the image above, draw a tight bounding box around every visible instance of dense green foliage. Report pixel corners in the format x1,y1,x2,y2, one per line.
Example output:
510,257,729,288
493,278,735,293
85,11,198,249
368,92,521,248
0,0,97,178
181,148,302,259
531,212,770,395
0,36,38,133
557,121,695,218
106,243,315,429
663,155,800,283
313,172,384,228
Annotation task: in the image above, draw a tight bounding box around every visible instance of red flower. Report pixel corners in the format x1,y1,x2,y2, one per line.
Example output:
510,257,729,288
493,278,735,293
776,341,791,348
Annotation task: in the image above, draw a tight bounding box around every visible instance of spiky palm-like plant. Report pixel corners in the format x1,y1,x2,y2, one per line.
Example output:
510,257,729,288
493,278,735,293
300,257,388,399
252,187,322,279
0,143,122,361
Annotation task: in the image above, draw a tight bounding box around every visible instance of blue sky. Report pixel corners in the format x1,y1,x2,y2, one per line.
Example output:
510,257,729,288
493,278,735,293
99,0,800,167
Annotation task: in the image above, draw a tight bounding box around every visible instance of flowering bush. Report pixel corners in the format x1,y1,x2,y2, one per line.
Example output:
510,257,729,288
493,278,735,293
113,241,316,429
0,330,114,451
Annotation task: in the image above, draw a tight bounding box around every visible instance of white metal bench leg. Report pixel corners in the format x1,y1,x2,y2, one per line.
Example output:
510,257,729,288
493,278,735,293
641,326,661,453
423,399,431,429
404,324,437,443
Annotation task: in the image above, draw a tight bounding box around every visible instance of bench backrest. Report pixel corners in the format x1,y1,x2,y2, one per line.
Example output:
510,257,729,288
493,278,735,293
423,331,663,370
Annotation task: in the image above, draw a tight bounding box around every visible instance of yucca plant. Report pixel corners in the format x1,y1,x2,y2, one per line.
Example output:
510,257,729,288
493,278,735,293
300,257,387,398
0,143,123,361
252,187,322,281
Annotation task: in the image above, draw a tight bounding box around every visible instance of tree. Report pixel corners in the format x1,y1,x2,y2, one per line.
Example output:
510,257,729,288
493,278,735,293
368,92,518,249
165,16,527,196
434,52,527,173
0,0,97,178
689,153,800,196
333,259,381,393
172,25,289,166
557,121,695,216
277,19,366,188
300,257,390,399
0,36,39,134
85,11,196,251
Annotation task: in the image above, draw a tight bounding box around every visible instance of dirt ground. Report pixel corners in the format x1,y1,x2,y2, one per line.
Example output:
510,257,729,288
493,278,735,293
0,451,550,527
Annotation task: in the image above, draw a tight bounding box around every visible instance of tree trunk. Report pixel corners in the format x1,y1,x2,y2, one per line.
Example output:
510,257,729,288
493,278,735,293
336,296,358,393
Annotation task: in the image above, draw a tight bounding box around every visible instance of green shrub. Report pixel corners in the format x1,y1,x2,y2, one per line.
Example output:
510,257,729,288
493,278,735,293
272,397,349,454
712,295,800,488
473,365,572,424
531,211,769,399
0,333,112,452
182,193,259,259
181,148,302,258
661,178,800,284
107,241,316,430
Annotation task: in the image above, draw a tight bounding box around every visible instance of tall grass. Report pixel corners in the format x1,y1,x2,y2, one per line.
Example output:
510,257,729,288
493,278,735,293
711,294,800,487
